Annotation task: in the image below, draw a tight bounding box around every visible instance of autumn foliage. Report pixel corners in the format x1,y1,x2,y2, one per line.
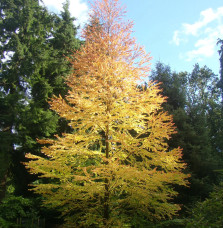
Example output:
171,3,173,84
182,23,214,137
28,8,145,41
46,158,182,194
25,0,189,226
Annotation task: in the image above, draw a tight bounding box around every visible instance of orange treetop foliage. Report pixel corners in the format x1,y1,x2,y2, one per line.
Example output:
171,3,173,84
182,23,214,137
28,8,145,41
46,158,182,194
25,0,189,227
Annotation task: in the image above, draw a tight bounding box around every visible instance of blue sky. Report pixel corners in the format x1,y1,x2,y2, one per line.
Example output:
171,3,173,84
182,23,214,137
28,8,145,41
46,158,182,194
42,0,223,75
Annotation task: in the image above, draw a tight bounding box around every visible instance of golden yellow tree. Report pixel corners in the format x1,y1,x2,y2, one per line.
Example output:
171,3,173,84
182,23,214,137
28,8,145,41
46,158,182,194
25,0,189,226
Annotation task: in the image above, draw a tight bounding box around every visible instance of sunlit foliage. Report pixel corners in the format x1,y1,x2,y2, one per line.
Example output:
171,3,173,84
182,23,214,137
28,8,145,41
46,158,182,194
25,0,189,226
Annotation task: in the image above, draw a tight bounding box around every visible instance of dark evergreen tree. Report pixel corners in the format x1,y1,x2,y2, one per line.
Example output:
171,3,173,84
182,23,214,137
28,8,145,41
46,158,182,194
215,39,223,155
151,62,222,208
18,0,82,156
0,0,81,197
186,64,222,197
217,38,223,102
187,183,223,227
0,0,42,199
150,62,187,112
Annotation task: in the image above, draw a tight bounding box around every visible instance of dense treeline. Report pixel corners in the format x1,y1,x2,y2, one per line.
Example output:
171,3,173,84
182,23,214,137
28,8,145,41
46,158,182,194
151,62,222,201
0,0,223,227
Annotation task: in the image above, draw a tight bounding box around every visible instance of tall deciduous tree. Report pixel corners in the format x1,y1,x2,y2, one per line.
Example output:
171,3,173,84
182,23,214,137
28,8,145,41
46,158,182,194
25,0,189,226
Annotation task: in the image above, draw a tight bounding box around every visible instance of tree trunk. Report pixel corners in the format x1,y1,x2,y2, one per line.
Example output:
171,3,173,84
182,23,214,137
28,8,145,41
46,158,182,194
104,124,110,225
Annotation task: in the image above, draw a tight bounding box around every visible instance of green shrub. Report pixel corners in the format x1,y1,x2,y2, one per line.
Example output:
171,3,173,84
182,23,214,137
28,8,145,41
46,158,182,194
187,183,223,227
0,195,39,227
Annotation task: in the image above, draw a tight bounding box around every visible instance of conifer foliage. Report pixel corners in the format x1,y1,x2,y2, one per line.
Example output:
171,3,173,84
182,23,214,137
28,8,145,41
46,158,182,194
25,0,189,226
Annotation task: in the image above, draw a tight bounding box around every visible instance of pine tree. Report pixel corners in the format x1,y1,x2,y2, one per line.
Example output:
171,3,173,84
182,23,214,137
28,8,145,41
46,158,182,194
25,0,189,226
0,0,43,199
216,39,223,155
18,0,81,156
0,0,80,196
217,39,223,102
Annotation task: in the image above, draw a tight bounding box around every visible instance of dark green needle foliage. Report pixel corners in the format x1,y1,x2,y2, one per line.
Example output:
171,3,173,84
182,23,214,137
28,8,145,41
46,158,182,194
0,0,81,196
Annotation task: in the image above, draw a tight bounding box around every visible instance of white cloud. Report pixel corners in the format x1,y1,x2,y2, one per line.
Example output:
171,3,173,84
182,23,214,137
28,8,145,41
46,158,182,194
185,25,223,62
70,0,89,26
182,8,222,36
173,31,180,46
186,36,216,62
172,30,188,46
41,0,89,27
172,7,223,62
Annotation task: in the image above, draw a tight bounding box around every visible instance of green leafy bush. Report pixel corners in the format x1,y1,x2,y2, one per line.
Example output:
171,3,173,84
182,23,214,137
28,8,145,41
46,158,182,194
0,195,39,227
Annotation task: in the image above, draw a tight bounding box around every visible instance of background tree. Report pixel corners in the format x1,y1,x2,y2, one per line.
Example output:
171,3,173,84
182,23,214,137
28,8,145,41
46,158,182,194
25,0,189,227
184,38,223,228
185,64,222,202
187,183,223,228
217,38,223,102
151,62,222,209
216,38,223,156
0,0,80,198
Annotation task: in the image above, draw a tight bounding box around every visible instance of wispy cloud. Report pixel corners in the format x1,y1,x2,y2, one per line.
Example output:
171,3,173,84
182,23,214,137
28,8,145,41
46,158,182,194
172,7,223,62
41,0,89,27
